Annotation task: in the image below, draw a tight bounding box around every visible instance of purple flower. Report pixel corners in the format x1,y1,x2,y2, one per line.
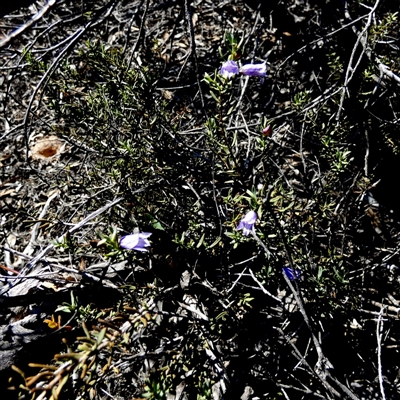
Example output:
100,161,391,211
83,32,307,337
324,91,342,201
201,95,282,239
219,60,239,79
119,232,152,252
241,63,267,77
236,210,257,236
283,267,301,281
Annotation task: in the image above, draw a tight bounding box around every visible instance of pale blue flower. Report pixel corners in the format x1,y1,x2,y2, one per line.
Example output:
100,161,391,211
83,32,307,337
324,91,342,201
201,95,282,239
219,60,239,78
283,267,301,281
236,210,257,236
241,63,267,77
120,232,152,252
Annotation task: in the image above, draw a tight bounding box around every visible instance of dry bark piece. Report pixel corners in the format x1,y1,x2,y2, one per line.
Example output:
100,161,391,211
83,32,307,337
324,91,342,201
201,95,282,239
30,135,65,162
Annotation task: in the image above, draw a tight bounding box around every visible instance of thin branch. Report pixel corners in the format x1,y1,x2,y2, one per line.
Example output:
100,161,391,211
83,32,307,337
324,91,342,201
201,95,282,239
126,0,149,71
263,207,360,399
23,191,59,258
23,0,119,160
336,0,381,122
338,0,400,127
0,0,56,49
376,306,387,400
275,327,340,399
248,268,282,303
184,0,206,113
0,194,132,296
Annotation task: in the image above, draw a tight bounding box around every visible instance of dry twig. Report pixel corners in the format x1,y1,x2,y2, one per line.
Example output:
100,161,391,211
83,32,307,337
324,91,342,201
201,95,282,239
0,195,126,297
0,0,56,49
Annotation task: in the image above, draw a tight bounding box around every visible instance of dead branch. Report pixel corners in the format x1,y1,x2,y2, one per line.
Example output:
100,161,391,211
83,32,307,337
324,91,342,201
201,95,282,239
0,195,126,297
0,0,56,49
376,306,387,400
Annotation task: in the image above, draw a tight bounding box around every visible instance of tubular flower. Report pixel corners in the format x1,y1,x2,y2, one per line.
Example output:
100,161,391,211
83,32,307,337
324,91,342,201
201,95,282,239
262,125,272,137
236,210,257,236
283,267,301,281
241,63,267,77
119,232,152,252
219,60,239,78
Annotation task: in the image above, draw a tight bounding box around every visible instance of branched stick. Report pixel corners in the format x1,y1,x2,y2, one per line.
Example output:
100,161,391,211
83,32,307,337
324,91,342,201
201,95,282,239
338,0,400,126
0,195,128,296
265,206,360,399
276,327,340,399
336,0,381,122
0,0,56,49
343,0,400,85
248,268,282,303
